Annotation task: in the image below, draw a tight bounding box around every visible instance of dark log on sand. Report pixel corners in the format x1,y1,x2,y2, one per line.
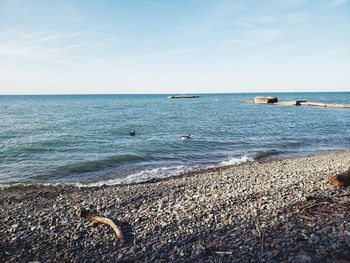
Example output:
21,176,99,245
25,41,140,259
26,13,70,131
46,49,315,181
330,167,350,187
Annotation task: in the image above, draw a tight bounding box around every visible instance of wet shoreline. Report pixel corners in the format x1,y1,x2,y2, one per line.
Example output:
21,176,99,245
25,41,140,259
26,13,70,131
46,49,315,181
1,150,349,262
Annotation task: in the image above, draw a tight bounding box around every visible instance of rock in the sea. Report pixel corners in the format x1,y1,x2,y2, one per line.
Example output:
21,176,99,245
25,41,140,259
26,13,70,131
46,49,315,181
253,96,278,104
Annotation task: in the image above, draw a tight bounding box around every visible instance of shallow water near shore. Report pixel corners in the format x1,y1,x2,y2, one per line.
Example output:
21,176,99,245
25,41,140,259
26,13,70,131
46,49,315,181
1,92,349,185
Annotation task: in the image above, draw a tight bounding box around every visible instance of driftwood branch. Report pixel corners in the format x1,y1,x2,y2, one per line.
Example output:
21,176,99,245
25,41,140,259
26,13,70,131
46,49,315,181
300,201,330,211
80,209,125,244
256,224,265,259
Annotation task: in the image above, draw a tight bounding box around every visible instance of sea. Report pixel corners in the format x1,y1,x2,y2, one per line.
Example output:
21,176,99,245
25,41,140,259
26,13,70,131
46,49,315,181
1,92,349,187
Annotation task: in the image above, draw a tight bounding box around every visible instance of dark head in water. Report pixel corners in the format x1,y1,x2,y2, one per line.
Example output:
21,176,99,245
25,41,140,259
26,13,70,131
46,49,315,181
129,130,136,136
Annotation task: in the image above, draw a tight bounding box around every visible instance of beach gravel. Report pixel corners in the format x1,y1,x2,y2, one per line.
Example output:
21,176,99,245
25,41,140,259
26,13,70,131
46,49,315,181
0,151,349,262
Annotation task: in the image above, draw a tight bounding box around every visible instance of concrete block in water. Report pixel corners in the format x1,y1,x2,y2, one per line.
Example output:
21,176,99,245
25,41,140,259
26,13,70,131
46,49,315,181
253,96,278,104
277,100,307,106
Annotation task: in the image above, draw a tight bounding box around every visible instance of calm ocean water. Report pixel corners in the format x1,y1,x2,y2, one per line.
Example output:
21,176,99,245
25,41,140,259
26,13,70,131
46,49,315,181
1,92,349,186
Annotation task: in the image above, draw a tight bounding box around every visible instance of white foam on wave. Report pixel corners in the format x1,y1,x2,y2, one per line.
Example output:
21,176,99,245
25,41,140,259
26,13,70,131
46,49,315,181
1,157,253,189
83,165,190,187
219,155,254,166
0,166,189,189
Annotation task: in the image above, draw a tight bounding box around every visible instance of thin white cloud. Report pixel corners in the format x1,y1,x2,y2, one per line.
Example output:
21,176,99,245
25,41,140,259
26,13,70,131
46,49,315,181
277,44,295,51
190,1,246,38
29,32,87,44
223,39,292,50
328,46,350,55
126,47,205,62
0,42,39,58
90,57,105,64
222,27,284,49
327,0,348,7
222,39,254,47
0,28,97,46
0,27,114,67
248,16,276,23
50,58,84,67
279,0,307,7
286,12,308,23
231,22,257,29
175,26,190,31
312,63,344,70
47,43,88,53
0,40,87,59
144,1,172,9
247,29,283,41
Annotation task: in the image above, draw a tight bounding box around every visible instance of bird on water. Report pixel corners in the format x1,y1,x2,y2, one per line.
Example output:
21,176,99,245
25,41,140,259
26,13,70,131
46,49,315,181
180,134,191,140
129,130,136,136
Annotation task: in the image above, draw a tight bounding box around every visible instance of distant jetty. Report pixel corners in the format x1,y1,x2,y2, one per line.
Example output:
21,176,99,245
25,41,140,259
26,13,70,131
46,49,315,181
168,95,200,99
253,96,350,109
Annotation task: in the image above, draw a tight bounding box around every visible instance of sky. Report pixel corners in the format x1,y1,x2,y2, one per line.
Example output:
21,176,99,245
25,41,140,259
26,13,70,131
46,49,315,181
0,0,349,94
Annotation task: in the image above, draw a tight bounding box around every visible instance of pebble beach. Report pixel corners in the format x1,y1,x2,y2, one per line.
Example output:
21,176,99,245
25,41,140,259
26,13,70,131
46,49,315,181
1,151,349,262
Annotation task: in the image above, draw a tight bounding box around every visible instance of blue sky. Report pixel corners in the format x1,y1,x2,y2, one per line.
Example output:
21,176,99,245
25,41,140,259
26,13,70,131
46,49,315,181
0,0,349,94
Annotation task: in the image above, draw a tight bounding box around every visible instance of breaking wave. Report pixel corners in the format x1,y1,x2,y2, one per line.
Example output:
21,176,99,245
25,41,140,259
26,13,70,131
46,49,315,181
219,155,254,166
219,149,281,166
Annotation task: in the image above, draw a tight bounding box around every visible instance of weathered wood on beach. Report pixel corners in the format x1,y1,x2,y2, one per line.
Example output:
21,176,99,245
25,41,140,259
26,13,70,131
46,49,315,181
80,209,126,244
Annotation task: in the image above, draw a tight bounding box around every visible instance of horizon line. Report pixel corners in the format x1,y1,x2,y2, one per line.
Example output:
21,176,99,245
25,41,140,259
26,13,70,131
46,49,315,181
0,90,349,96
